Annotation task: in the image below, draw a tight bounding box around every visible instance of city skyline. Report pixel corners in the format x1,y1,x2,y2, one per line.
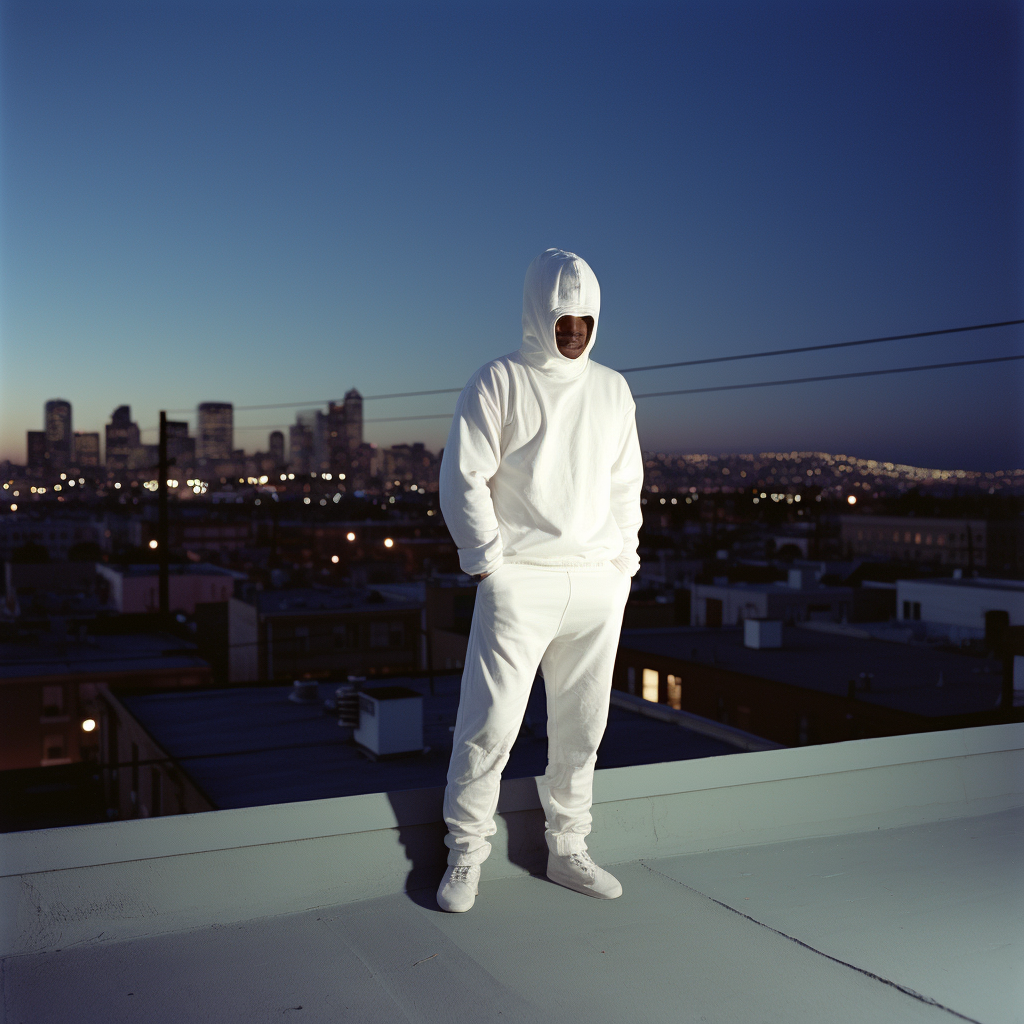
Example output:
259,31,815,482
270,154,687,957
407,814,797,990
2,1,1021,470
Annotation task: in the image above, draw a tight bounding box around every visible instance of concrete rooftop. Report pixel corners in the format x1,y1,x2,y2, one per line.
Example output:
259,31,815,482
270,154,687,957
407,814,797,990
2,723,1021,1024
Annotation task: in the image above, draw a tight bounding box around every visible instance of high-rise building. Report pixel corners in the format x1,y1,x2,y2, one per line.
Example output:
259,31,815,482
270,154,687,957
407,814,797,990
197,403,233,462
44,400,72,472
269,431,285,467
166,421,195,470
289,414,315,475
105,406,141,474
27,431,47,472
73,432,101,467
343,389,363,451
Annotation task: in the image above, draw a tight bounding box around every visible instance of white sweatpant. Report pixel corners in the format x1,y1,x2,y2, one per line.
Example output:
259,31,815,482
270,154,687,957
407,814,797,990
443,562,631,865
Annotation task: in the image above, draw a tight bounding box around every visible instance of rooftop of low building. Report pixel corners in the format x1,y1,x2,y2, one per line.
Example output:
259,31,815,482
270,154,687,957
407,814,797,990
3,723,1020,1024
618,624,1004,717
115,674,768,811
0,631,208,681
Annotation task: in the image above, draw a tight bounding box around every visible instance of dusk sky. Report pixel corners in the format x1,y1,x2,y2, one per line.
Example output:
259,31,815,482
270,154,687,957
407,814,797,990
1,0,1021,471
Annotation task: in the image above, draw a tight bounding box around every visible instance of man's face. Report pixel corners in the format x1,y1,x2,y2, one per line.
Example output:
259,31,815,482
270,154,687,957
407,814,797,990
554,315,593,360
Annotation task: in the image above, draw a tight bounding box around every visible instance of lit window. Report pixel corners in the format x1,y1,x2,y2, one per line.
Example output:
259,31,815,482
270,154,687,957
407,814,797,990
642,668,659,702
666,674,682,710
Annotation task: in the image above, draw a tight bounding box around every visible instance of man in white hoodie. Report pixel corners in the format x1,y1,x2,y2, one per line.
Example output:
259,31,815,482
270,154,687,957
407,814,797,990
436,248,643,913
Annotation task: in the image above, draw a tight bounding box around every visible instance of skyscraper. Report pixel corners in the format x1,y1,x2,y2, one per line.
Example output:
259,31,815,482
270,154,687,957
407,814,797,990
44,400,72,472
197,403,233,462
105,406,141,474
166,421,195,469
27,431,46,472
343,389,362,451
73,432,101,467
289,417,314,475
269,431,285,467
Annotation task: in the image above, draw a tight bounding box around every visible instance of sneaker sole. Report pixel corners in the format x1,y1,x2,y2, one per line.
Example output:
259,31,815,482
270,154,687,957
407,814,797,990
545,871,622,899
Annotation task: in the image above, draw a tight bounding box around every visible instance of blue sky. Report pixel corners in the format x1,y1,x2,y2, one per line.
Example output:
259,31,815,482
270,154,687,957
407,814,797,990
2,0,1021,470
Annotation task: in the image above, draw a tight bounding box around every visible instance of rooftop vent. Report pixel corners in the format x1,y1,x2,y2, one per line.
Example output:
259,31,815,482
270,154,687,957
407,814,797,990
288,680,319,704
354,686,423,758
744,618,783,650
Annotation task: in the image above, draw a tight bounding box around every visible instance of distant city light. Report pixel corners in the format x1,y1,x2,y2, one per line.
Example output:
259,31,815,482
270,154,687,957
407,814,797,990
280,474,287,481
303,497,311,504
384,538,394,548
60,473,66,480
54,484,62,491
9,504,16,511
323,473,332,481
339,474,346,480
346,532,356,541
332,493,340,503
81,719,96,733
847,495,857,505
149,539,158,549
331,555,339,563
114,483,121,489
259,475,268,484
287,473,295,480
68,479,76,487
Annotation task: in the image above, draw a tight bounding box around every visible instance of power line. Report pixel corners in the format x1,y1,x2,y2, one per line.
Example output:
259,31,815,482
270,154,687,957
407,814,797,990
160,318,1021,414
616,318,1023,374
630,353,1024,400
147,351,1024,434
166,388,463,415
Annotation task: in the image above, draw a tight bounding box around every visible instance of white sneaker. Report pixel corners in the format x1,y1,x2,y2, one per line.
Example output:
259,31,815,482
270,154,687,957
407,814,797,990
546,850,622,899
436,864,481,912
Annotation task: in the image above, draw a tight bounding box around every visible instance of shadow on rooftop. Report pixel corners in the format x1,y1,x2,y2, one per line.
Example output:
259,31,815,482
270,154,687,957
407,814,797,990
385,775,549,908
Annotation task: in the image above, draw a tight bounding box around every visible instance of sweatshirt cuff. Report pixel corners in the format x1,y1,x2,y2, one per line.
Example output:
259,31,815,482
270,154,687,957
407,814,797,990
457,535,504,577
611,552,640,577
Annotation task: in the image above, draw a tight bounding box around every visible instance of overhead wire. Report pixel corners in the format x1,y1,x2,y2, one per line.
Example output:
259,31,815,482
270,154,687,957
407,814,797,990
157,318,1022,418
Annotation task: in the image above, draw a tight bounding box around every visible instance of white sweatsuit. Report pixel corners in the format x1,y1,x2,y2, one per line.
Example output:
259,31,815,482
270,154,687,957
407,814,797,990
440,249,643,865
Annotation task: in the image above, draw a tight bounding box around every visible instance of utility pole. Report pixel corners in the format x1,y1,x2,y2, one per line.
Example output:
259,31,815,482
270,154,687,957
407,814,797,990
158,411,169,618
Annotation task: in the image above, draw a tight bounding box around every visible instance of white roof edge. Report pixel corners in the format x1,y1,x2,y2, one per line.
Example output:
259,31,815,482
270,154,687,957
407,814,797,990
3,722,1020,879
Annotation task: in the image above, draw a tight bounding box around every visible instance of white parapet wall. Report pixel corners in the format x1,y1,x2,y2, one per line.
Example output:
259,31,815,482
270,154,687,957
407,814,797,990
2,722,1022,958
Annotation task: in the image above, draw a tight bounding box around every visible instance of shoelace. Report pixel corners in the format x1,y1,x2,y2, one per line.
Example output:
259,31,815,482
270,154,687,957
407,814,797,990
567,852,597,874
450,865,473,883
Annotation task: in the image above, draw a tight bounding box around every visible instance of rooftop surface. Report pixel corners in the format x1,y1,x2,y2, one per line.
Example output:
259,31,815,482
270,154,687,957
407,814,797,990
251,586,421,614
118,675,758,809
898,577,1024,593
4,805,1019,1024
619,625,1004,717
3,722,1021,1023
0,632,208,681
98,562,244,578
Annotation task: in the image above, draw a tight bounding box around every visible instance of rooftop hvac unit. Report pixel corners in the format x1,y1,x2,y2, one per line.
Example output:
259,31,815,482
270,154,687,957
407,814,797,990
354,686,424,758
744,618,783,650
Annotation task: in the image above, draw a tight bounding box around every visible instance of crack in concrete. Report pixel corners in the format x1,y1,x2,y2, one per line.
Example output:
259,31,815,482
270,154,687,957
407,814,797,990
637,860,984,1024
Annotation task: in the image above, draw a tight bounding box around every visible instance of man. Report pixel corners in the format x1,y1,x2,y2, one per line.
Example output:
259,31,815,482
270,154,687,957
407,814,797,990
436,248,643,913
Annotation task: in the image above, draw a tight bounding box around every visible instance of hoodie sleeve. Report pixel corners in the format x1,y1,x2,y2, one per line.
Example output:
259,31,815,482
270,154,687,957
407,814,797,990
439,369,507,576
609,398,644,577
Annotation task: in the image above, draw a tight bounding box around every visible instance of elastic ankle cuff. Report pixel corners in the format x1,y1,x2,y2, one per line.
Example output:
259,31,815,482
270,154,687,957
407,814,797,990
546,831,588,856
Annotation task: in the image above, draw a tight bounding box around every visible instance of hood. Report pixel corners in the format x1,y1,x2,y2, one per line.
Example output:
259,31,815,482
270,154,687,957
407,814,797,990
520,248,600,380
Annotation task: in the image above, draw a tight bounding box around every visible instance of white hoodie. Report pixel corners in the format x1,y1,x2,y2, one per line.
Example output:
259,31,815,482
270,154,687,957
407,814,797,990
439,249,644,577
